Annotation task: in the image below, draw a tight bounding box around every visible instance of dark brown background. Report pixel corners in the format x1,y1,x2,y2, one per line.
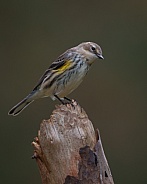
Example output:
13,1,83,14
1,1,146,183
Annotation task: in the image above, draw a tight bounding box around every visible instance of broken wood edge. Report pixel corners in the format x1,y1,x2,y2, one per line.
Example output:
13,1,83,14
64,129,114,184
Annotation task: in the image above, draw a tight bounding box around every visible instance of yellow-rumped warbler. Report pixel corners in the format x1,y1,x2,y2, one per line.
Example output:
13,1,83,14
8,42,104,116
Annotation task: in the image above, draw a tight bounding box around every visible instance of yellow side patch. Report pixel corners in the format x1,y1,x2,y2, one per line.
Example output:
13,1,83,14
54,60,72,73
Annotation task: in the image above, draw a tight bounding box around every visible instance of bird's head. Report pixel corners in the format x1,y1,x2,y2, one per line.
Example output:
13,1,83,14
76,42,104,64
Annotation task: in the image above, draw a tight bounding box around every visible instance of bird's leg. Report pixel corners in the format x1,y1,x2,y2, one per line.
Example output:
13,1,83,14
54,95,65,104
64,96,72,102
54,95,75,106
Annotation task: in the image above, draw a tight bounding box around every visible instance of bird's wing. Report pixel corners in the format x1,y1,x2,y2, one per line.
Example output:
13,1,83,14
32,50,73,91
32,68,53,91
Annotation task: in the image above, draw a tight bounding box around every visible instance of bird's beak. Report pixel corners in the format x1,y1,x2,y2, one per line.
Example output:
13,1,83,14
97,54,104,59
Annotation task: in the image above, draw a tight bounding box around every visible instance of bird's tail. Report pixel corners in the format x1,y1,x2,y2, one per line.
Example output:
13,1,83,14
8,93,35,116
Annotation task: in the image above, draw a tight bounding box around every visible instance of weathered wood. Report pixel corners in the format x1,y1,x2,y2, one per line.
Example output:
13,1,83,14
32,101,114,184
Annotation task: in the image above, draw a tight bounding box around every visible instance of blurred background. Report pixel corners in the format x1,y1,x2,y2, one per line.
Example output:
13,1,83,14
1,0,147,183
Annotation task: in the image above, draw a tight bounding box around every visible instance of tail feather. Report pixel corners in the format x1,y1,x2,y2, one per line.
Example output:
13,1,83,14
8,96,34,116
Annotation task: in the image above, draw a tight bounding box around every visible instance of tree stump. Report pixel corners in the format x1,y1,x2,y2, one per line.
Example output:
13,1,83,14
32,101,114,184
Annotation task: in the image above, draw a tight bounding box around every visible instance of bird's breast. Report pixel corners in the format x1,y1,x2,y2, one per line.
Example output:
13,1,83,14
56,63,90,97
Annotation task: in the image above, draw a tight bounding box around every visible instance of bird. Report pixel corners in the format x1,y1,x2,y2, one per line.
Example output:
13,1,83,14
8,42,104,116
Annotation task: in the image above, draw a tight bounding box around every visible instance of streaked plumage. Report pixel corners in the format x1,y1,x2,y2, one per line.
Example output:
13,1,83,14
8,42,104,116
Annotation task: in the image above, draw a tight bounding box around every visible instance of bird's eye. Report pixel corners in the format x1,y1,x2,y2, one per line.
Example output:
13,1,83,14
91,46,96,51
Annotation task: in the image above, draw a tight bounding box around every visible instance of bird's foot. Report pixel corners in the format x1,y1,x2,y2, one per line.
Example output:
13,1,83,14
54,95,77,106
64,97,78,108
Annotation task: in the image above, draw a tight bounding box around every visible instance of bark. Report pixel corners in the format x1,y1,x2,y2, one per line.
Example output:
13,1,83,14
32,101,114,184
